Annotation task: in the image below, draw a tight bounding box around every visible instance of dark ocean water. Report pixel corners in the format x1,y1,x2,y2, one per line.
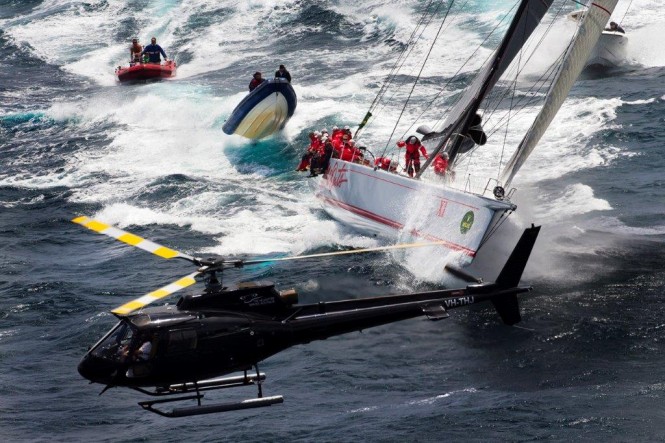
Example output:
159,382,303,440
1,1,664,441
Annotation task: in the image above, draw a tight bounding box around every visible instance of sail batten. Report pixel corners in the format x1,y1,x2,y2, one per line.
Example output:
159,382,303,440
501,0,619,187
417,0,554,177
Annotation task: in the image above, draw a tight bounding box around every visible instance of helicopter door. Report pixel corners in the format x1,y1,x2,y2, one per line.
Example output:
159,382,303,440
165,329,198,356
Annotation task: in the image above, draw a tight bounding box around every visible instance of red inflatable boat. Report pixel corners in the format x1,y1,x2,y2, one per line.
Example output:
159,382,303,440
115,60,176,82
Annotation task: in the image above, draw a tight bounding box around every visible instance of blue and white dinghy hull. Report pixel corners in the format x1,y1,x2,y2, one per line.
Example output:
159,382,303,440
223,78,297,140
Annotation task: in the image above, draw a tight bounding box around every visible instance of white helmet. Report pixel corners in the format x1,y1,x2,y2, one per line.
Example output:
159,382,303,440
333,125,339,130
344,125,350,130
442,152,449,159
314,131,321,136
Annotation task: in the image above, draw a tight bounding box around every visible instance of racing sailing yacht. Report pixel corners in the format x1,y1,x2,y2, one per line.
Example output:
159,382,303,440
313,0,618,266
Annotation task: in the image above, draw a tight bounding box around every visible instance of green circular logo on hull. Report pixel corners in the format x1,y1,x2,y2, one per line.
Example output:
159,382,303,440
460,211,475,234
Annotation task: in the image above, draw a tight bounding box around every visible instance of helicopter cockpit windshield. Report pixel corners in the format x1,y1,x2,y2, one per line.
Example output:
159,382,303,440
90,320,136,363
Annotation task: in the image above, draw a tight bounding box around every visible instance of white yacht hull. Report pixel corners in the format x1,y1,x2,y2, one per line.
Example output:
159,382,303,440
586,31,627,67
313,159,515,264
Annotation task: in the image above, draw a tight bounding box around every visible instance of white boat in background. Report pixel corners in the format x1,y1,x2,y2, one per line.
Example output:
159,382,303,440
569,10,627,68
588,30,627,67
313,0,619,267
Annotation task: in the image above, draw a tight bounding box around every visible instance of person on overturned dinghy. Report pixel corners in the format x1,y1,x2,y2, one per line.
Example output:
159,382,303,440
275,64,291,82
141,37,168,64
397,135,428,177
249,72,266,92
129,39,143,64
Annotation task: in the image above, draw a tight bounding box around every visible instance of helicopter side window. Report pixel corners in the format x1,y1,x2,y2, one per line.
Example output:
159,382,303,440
90,321,135,362
165,329,197,355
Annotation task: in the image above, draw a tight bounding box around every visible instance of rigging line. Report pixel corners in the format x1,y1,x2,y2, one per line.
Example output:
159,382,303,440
480,1,568,129
484,58,562,139
402,0,519,137
446,0,573,172
495,2,534,180
482,53,561,140
369,2,451,148
569,0,587,8
425,0,521,133
498,23,525,181
382,0,456,152
371,0,455,129
618,0,632,25
477,209,513,250
367,0,436,115
483,45,564,128
482,38,569,136
367,0,443,125
378,0,454,157
477,1,571,144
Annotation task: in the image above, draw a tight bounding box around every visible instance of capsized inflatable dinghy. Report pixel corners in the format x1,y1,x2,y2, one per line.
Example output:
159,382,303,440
222,78,297,140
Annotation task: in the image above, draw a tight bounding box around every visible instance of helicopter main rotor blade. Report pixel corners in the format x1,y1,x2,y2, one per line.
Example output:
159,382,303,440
242,240,450,265
111,270,203,316
72,216,197,263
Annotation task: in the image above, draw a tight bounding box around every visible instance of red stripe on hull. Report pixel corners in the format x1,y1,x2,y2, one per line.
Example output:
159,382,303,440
319,194,477,257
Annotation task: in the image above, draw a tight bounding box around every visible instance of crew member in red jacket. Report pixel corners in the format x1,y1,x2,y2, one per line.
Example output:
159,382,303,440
375,157,398,172
397,135,428,177
249,72,265,92
433,152,449,176
340,139,363,163
296,131,321,171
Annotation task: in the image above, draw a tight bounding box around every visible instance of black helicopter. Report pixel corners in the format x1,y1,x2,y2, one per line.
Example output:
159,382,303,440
73,216,540,417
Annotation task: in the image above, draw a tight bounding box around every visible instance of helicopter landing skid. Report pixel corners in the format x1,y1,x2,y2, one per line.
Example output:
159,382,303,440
134,367,284,417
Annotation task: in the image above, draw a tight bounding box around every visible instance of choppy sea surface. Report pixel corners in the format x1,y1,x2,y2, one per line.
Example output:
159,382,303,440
1,0,664,441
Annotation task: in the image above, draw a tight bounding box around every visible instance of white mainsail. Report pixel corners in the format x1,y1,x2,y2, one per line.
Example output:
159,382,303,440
501,0,619,187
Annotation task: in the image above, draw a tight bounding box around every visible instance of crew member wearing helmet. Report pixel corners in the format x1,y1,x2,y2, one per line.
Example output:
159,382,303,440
375,157,398,173
433,152,449,176
296,131,321,171
397,135,428,177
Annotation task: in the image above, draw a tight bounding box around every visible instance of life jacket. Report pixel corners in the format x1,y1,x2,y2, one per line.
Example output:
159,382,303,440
397,140,428,162
332,137,345,152
340,144,362,162
375,157,397,172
